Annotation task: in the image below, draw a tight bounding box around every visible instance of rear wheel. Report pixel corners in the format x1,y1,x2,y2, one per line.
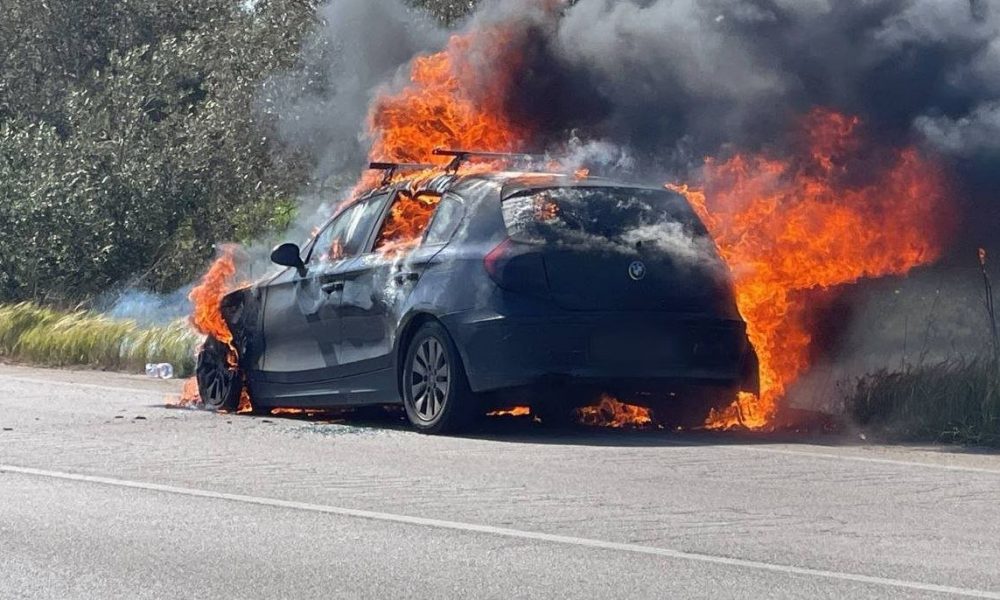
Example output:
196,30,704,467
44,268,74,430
402,322,476,434
195,336,241,411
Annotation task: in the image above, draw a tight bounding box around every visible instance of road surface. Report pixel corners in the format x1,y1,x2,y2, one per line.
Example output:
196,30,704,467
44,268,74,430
1,363,998,599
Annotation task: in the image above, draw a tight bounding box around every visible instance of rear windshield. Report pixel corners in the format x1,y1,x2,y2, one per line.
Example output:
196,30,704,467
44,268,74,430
501,187,710,249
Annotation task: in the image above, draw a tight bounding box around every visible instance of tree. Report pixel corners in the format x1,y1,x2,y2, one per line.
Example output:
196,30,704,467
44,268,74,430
0,0,316,302
0,0,472,304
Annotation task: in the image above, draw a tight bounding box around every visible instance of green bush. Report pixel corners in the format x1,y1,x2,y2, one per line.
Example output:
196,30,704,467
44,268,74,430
0,0,477,305
0,0,315,303
0,302,198,376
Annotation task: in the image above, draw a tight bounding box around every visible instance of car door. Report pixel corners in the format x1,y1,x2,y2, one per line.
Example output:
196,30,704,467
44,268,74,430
256,201,365,391
314,193,396,383
333,190,464,399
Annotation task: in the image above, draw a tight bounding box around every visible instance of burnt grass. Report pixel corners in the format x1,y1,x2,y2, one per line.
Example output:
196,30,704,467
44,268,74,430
848,358,1000,446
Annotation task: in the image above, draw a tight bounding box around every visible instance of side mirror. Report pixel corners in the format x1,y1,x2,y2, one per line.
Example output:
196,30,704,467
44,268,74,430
270,242,306,277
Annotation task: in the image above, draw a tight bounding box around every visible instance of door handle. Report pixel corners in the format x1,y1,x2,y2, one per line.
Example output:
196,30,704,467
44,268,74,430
393,271,420,285
321,281,344,293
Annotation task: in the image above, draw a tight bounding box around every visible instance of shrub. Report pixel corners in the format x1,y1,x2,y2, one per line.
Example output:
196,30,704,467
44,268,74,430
0,302,198,376
848,358,1000,446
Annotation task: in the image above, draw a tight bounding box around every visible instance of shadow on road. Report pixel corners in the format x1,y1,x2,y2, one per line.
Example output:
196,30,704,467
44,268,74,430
246,405,855,449
165,403,1000,454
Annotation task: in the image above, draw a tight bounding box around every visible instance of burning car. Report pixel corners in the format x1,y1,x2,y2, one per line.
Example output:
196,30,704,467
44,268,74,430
196,152,758,433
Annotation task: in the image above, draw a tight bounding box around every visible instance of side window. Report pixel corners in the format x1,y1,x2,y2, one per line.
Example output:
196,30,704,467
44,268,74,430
343,193,390,256
307,194,392,265
308,203,362,264
372,190,442,255
423,195,465,245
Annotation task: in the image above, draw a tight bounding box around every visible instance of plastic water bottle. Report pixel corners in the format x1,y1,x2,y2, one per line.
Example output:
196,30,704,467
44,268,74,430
145,363,174,379
157,363,174,379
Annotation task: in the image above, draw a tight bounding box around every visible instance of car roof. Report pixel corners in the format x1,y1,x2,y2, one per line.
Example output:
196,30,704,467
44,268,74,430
358,170,668,203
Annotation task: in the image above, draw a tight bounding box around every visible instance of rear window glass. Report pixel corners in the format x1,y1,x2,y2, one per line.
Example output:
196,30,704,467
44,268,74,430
501,187,709,251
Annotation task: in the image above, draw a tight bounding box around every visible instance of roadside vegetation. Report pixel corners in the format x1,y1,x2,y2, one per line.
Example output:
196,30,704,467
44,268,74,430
847,259,1000,446
848,359,1000,446
0,303,199,376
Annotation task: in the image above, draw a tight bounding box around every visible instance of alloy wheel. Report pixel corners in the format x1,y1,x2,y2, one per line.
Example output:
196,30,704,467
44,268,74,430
196,343,238,410
409,337,450,421
204,362,233,406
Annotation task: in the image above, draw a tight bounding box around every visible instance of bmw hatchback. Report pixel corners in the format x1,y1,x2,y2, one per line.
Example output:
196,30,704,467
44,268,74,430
196,166,758,433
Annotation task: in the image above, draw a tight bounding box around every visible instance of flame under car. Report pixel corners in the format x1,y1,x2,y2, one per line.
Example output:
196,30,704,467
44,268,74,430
197,171,759,433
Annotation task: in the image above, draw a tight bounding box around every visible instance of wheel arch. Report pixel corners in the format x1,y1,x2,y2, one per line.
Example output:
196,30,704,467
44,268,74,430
218,286,261,368
394,311,462,399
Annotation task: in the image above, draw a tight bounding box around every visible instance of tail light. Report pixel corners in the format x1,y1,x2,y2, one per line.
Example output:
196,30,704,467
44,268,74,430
484,238,550,295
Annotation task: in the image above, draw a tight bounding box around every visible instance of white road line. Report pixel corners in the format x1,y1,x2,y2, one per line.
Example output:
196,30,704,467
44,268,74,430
734,445,1000,475
0,376,170,397
3,464,998,599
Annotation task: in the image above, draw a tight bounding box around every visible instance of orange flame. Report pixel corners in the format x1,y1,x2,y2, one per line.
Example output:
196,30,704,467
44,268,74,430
236,387,252,414
533,195,560,221
374,191,442,256
486,406,531,417
576,395,654,428
365,27,529,183
166,377,202,409
185,245,256,412
188,245,238,351
271,407,322,416
670,108,950,428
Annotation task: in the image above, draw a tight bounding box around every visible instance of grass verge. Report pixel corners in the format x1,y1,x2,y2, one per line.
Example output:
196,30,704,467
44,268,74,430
848,358,1000,446
0,302,198,376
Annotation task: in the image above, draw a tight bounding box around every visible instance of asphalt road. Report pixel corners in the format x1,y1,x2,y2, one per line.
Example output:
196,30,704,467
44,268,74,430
1,364,998,599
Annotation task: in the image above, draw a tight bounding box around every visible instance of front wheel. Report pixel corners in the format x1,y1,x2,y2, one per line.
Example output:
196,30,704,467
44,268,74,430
402,322,476,434
195,336,241,411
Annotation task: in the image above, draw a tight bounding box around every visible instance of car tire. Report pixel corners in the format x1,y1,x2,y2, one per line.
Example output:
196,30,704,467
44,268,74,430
402,321,476,434
195,336,241,412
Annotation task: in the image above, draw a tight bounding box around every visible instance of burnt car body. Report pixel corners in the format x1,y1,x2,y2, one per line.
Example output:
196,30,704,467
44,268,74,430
198,170,758,433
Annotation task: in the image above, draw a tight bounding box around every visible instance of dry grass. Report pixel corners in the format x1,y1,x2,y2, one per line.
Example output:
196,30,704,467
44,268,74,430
0,302,198,376
848,358,1000,446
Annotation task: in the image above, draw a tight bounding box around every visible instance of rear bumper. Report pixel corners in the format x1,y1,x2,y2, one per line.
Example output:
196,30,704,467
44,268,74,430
440,309,755,394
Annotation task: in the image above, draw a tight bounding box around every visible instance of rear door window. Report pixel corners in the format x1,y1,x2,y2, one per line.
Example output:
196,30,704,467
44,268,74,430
343,193,391,255
423,195,465,245
372,190,443,255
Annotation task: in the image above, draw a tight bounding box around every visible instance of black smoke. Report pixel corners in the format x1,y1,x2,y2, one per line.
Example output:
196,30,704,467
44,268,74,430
273,0,1000,252
466,0,1000,257
262,0,445,190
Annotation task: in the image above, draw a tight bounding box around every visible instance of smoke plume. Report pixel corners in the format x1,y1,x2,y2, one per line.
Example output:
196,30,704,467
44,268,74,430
275,0,999,216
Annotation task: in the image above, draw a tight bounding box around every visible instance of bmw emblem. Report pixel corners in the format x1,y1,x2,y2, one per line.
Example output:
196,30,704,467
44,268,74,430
628,260,646,281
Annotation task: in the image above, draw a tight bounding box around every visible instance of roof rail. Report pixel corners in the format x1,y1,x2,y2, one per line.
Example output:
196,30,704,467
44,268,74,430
432,148,541,173
368,161,437,186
